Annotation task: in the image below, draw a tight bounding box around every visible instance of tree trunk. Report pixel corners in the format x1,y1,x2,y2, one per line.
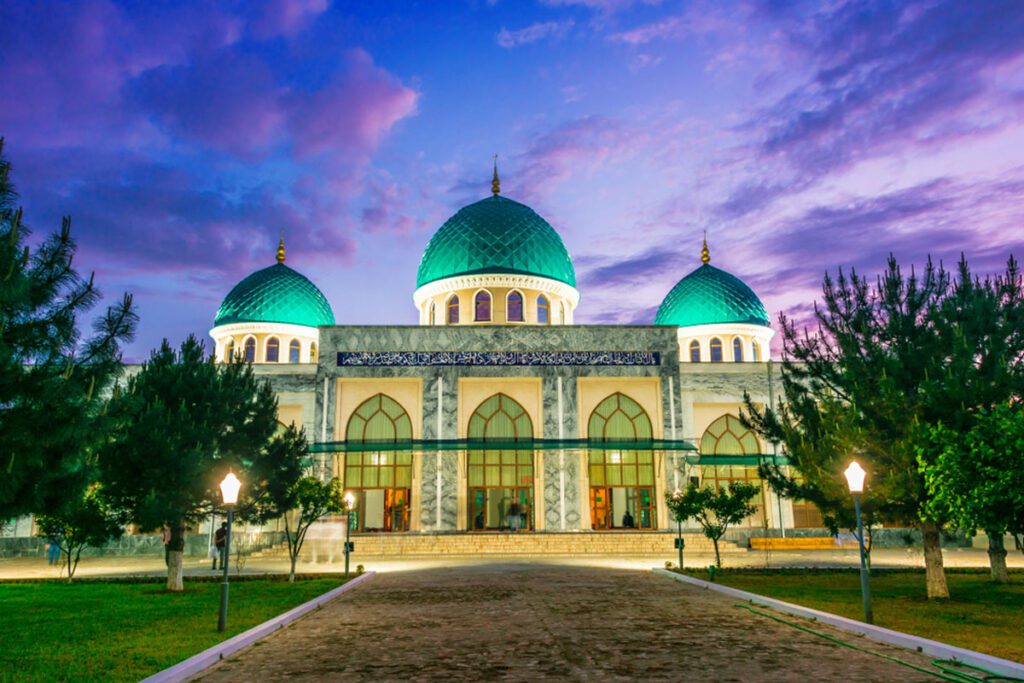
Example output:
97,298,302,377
290,554,298,582
921,520,950,599
712,537,722,569
986,532,1009,584
166,522,185,592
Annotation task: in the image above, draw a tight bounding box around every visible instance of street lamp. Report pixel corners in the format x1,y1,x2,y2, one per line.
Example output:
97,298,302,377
671,488,685,571
343,491,356,578
844,461,873,624
217,472,241,632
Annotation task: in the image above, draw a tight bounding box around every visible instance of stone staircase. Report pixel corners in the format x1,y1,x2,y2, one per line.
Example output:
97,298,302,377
250,531,743,559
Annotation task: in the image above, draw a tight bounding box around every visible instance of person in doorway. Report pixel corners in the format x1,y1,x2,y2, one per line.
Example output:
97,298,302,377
161,525,172,567
508,496,521,532
213,522,227,570
622,510,635,528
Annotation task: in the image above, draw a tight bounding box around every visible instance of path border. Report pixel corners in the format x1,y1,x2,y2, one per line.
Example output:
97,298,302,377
141,571,376,683
652,568,1024,679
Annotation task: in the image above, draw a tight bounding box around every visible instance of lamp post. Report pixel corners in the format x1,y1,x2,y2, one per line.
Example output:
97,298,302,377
343,491,355,578
672,488,685,571
217,472,241,633
844,461,873,624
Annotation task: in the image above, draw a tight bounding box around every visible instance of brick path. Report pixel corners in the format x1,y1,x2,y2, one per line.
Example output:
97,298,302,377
195,563,937,682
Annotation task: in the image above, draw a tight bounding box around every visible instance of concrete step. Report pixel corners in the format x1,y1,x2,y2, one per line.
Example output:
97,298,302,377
250,532,743,559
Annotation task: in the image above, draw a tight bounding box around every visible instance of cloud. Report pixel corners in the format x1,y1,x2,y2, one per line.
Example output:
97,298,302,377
496,20,574,48
578,248,682,289
250,0,329,39
541,0,661,14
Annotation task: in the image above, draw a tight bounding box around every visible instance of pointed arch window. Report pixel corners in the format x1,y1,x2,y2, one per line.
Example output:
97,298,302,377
689,340,701,363
309,342,318,364
560,302,567,324
345,394,413,532
224,339,235,363
243,337,256,363
266,337,280,363
289,339,301,363
537,295,550,325
710,337,723,362
732,338,743,362
429,303,436,326
699,414,765,527
507,291,524,322
587,393,656,530
752,342,761,362
474,290,492,322
467,394,535,531
447,295,460,324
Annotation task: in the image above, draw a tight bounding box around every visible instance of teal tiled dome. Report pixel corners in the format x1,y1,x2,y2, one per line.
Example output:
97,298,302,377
416,195,576,288
655,263,770,328
214,263,335,328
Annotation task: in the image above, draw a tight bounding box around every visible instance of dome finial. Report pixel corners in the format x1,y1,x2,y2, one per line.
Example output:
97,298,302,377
491,153,500,196
276,229,286,264
701,230,710,264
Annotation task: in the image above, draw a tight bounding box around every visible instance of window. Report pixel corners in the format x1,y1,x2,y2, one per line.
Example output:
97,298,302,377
538,295,550,325
474,290,491,322
244,337,256,363
588,393,656,530
710,337,723,362
733,338,743,362
265,337,280,363
507,291,524,322
752,342,761,362
224,339,235,362
429,303,436,326
467,394,535,531
699,414,766,527
344,394,414,532
447,295,460,324
289,339,300,363
309,342,317,363
560,302,567,324
689,340,701,363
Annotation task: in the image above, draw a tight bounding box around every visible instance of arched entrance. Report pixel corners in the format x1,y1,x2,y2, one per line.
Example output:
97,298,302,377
588,393,657,530
698,414,766,527
466,393,534,531
344,393,413,532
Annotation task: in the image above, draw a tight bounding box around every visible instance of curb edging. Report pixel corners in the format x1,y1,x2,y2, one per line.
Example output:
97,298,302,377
141,571,376,683
652,568,1024,679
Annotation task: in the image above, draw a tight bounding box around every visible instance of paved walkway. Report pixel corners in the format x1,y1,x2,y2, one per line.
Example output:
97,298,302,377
2,547,1019,580
196,563,936,682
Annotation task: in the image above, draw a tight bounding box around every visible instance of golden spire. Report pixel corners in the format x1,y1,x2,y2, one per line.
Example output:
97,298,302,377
276,229,286,264
701,230,710,264
491,154,500,196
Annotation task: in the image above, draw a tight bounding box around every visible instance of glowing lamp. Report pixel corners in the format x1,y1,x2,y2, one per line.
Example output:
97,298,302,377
343,491,356,511
844,461,866,494
219,472,241,506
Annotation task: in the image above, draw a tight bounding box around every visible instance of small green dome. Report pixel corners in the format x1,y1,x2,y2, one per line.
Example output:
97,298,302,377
214,263,335,328
416,195,576,288
655,263,770,328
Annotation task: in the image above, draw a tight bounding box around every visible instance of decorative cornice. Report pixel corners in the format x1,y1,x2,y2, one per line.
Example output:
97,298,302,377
209,321,321,340
412,273,580,308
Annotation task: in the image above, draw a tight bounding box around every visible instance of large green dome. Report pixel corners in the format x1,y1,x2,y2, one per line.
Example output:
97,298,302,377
416,195,576,288
655,263,770,328
214,263,335,328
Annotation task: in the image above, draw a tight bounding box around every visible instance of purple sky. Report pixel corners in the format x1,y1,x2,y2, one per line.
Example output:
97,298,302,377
3,0,1023,360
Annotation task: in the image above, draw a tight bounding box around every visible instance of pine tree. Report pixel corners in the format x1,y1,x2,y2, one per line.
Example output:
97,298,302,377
745,255,1023,599
100,336,285,591
0,138,137,518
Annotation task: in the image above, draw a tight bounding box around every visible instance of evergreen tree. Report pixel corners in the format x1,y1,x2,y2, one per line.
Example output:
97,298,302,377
0,138,137,518
745,255,1023,599
100,336,284,591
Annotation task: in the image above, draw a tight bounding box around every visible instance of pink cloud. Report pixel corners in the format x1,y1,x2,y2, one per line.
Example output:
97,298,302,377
250,0,329,39
497,20,574,48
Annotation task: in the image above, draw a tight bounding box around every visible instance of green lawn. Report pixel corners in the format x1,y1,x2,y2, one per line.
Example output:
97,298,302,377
684,569,1024,664
0,576,345,683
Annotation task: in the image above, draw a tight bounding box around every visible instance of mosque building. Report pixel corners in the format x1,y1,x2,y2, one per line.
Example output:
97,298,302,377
209,171,822,537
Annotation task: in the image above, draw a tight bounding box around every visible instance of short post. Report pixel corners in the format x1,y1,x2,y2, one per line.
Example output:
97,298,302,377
676,518,685,571
845,461,873,625
217,472,241,633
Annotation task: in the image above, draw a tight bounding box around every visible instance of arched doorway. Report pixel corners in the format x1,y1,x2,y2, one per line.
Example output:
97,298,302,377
344,394,413,532
698,414,766,527
588,393,657,530
466,393,534,531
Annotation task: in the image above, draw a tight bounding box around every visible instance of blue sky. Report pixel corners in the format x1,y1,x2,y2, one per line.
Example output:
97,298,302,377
2,0,1023,360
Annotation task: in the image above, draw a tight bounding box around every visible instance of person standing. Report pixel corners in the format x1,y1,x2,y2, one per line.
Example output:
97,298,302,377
46,538,60,566
213,522,227,570
508,496,521,532
161,525,172,567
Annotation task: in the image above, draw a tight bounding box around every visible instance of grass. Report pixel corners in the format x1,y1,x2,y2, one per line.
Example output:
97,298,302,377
0,576,346,682
679,568,1024,664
